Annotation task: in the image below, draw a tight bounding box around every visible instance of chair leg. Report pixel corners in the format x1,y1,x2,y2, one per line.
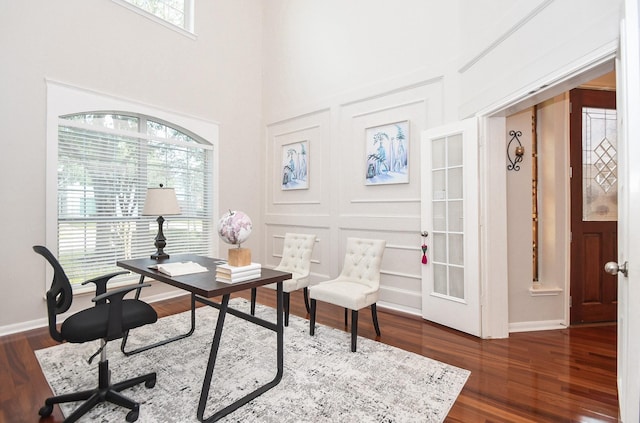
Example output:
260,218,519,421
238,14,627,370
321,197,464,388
250,287,257,315
284,292,291,326
371,303,381,336
344,308,348,327
62,392,102,423
310,299,316,335
303,287,311,314
351,309,358,352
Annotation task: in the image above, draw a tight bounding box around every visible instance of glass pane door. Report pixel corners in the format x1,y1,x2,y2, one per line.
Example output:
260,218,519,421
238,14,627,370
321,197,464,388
431,133,464,300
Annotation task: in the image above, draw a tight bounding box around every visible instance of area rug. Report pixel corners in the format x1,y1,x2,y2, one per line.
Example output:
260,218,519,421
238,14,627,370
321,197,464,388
35,298,470,422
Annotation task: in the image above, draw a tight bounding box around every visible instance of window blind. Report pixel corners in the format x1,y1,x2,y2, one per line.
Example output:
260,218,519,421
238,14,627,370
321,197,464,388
57,121,214,286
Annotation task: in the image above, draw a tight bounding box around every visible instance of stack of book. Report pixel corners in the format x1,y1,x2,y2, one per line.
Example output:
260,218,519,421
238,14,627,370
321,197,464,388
216,262,261,283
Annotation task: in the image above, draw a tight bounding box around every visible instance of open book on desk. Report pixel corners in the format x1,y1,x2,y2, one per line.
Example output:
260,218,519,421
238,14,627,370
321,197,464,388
148,261,209,277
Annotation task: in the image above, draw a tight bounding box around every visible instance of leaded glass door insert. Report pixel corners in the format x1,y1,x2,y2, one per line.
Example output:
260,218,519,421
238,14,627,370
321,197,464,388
582,107,618,221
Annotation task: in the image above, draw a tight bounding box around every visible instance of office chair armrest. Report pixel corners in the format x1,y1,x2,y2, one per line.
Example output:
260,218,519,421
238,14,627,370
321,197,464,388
92,283,153,341
91,283,152,304
82,270,130,300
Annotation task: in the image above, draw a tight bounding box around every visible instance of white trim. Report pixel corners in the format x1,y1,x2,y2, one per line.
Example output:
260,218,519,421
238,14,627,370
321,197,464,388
509,319,567,333
478,116,510,339
350,198,420,204
528,286,563,296
476,47,619,338
458,0,555,73
473,43,617,118
377,300,421,318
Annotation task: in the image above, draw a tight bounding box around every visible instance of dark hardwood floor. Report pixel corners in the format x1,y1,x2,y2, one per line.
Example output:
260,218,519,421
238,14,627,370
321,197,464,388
0,289,619,423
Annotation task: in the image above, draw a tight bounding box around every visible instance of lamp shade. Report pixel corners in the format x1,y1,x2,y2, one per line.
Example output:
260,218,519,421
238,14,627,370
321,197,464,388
142,186,181,216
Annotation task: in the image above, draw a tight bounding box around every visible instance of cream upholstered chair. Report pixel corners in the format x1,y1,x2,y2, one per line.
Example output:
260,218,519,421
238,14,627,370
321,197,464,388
251,233,316,326
309,237,386,352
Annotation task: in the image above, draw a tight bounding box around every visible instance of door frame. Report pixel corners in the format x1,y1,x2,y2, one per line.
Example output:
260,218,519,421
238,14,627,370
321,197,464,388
470,9,639,419
476,54,616,339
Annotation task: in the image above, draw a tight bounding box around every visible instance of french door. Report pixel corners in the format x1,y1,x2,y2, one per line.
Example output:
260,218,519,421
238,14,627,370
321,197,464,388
420,119,481,336
616,2,640,420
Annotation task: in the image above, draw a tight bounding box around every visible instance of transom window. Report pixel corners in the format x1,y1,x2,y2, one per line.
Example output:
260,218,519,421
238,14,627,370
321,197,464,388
57,112,214,286
113,0,194,34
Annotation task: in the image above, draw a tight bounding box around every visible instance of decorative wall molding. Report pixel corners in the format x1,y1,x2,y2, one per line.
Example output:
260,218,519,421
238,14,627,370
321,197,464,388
458,0,555,74
272,200,322,205
339,76,443,108
270,124,321,137
350,198,420,204
264,76,444,313
350,99,426,119
382,269,421,280
266,107,331,127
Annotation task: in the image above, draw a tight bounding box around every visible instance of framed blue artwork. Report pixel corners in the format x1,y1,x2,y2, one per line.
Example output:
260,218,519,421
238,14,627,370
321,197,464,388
281,140,309,190
365,120,409,185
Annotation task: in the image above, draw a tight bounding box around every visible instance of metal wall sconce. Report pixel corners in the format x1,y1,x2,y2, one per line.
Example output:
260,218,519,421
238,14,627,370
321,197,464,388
507,130,525,171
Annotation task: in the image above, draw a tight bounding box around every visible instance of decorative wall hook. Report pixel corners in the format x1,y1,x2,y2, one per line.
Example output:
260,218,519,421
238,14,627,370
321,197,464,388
507,130,525,171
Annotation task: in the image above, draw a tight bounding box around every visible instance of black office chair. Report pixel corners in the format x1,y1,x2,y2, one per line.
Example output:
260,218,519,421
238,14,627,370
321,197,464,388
33,245,158,422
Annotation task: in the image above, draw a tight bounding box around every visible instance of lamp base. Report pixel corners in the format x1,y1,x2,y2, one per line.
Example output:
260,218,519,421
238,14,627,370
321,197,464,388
151,215,169,260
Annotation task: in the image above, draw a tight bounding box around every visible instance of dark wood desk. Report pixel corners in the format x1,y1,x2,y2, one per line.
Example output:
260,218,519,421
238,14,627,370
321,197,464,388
117,254,292,423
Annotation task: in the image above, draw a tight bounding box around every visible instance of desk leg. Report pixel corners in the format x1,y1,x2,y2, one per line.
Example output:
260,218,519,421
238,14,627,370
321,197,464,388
121,283,196,356
197,283,284,422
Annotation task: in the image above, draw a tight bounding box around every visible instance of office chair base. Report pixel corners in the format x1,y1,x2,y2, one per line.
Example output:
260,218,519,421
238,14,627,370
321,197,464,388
38,360,156,423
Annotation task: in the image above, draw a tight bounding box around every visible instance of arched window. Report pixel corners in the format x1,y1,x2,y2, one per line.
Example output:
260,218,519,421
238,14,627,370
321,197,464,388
54,110,215,286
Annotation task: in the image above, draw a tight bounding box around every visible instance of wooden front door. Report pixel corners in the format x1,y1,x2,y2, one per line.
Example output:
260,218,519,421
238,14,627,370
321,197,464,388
569,88,617,324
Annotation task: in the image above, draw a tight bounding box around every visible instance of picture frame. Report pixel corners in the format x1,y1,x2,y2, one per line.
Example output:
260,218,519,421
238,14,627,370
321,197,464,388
281,140,309,190
365,120,409,185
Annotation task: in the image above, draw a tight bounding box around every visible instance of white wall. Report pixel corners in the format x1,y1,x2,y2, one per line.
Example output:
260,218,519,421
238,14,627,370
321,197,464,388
261,0,459,122
261,0,622,329
261,0,458,315
506,97,568,331
0,0,264,333
458,0,621,116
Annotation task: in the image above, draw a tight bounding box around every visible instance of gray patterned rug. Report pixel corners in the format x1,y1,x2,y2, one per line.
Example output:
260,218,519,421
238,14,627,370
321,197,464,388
35,298,469,422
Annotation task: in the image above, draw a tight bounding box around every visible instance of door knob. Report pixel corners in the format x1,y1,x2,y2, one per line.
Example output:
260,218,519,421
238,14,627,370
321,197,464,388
604,261,628,277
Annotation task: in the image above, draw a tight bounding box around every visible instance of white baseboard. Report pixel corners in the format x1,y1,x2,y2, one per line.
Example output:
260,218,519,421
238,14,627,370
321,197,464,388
509,319,567,333
0,318,50,337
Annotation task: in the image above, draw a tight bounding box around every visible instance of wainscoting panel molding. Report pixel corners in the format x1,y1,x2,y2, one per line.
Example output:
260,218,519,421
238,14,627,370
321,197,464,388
263,77,444,313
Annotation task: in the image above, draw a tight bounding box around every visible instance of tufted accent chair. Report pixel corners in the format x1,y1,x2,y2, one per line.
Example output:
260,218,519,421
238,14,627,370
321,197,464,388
250,233,316,326
309,237,386,352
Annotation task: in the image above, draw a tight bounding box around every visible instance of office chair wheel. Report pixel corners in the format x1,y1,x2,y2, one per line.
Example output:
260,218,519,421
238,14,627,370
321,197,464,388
145,375,156,388
126,408,139,422
38,403,53,417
